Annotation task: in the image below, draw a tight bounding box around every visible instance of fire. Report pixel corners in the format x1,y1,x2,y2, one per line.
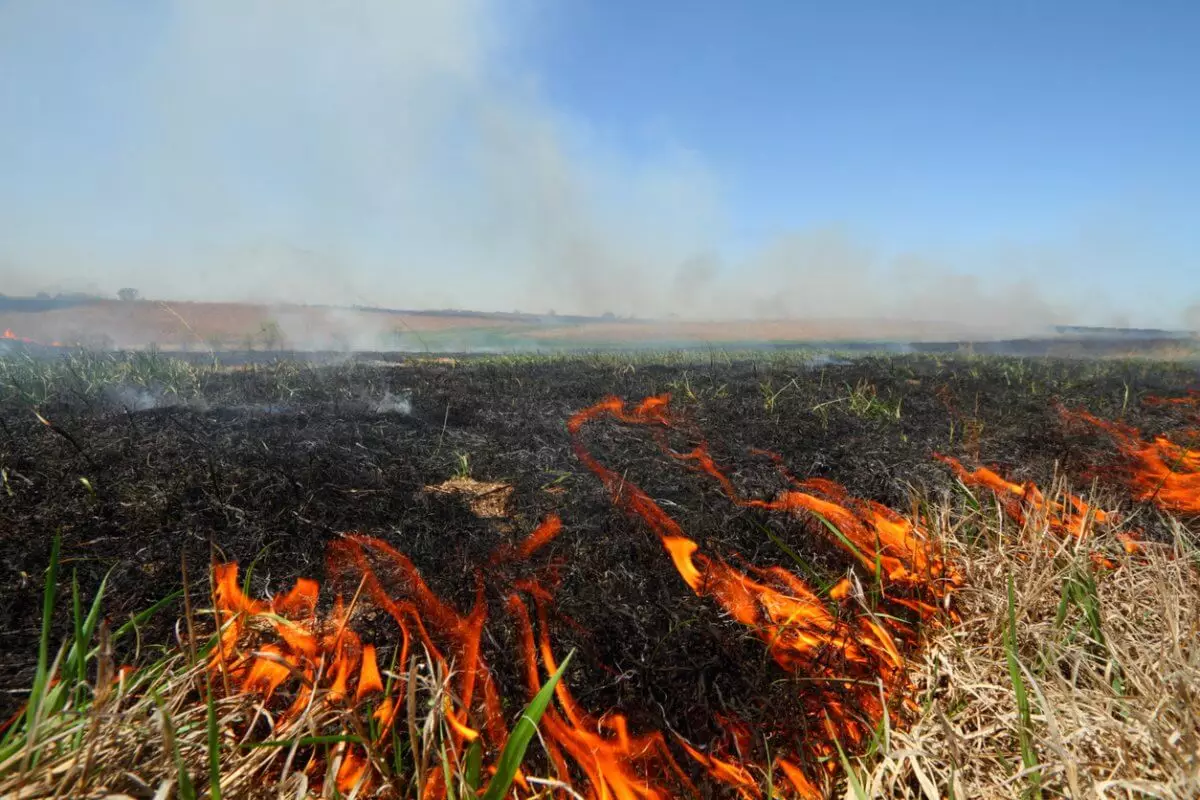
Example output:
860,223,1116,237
568,394,955,791
210,534,510,796
2,328,36,344
204,395,960,797
1143,389,1200,409
679,445,960,616
1068,409,1200,515
935,454,1141,561
211,511,716,799
1,328,64,346
507,592,697,800
934,455,1108,540
660,534,901,675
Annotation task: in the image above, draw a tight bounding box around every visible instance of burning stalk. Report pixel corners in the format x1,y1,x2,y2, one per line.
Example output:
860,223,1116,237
1065,406,1200,515
199,393,968,797
567,393,958,794
934,454,1142,564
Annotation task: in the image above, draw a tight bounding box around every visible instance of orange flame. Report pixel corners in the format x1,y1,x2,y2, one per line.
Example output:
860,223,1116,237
507,591,699,800
935,454,1111,539
203,390,957,797
567,394,951,790
1143,389,1200,409
207,511,595,796
1,328,37,344
1068,409,1200,515
660,535,901,677
935,453,1141,562
489,514,564,565
335,747,370,794
679,445,960,614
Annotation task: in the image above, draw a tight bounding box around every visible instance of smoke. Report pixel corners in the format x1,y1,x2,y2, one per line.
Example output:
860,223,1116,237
0,1,1192,332
1184,303,1200,333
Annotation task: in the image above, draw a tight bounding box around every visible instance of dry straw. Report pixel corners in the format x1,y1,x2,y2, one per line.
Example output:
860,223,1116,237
2,482,1197,799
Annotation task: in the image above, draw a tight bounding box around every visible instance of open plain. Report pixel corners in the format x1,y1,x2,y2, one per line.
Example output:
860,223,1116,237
0,349,1197,797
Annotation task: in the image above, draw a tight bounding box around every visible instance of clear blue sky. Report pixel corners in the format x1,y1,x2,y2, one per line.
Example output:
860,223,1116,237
0,1,1197,327
532,1,1198,248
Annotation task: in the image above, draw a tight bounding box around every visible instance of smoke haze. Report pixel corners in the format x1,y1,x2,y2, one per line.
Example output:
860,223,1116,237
0,1,1194,332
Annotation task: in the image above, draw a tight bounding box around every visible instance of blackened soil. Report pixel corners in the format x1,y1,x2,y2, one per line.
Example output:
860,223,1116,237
1,355,1196,749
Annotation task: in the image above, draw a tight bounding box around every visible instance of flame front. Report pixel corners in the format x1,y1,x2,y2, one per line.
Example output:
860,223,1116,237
1,328,39,344
935,454,1110,539
1069,407,1200,515
679,444,960,615
204,395,959,798
507,593,696,800
567,394,954,789
934,454,1142,564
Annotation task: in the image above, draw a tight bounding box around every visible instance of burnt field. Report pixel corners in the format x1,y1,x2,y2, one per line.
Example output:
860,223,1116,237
1,351,1198,796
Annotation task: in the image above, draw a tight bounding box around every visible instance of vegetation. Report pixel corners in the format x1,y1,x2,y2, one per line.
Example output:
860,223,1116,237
2,483,1194,797
859,485,1198,798
0,348,1196,797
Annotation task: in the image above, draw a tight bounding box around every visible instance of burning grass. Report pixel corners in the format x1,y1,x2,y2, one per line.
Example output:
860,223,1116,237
1,352,1199,797
2,479,1195,798
863,493,1199,799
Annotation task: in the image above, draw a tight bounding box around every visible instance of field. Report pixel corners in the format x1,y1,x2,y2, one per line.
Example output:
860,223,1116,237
3,297,1198,355
0,349,1197,798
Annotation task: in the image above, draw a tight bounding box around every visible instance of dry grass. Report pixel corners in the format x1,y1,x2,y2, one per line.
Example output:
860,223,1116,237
864,488,1200,799
0,646,484,799
2,487,1197,799
424,476,514,519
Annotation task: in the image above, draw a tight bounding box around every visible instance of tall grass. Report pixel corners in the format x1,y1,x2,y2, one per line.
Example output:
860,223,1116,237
0,537,571,799
1,468,1197,797
861,485,1200,799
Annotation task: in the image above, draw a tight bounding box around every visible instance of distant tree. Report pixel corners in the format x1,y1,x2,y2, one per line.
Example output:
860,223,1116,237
117,288,140,302
601,311,616,320
259,319,283,350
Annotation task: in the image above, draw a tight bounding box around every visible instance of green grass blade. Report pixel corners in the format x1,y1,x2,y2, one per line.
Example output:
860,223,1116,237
71,571,83,665
1005,573,1042,799
952,479,982,513
391,725,405,779
112,589,183,644
829,728,868,800
481,649,574,800
809,511,872,570
206,676,223,800
78,568,112,651
752,521,822,584
240,546,273,599
464,738,483,792
69,571,84,697
442,740,456,800
22,532,61,757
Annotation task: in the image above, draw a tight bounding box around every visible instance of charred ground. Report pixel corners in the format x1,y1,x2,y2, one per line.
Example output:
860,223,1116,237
1,352,1196,747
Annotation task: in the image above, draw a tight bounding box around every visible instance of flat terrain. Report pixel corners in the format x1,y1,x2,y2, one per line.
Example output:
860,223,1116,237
3,297,1197,353
1,350,1198,797
1,355,1195,698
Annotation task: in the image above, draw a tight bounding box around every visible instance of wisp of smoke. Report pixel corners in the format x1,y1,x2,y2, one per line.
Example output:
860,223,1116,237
0,1,1193,333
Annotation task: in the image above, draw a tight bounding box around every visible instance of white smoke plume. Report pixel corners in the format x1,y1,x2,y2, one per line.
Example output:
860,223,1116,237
0,1,1194,332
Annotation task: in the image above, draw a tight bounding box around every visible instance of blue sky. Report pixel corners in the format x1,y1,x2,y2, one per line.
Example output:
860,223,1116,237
0,1,1197,328
533,1,1198,246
